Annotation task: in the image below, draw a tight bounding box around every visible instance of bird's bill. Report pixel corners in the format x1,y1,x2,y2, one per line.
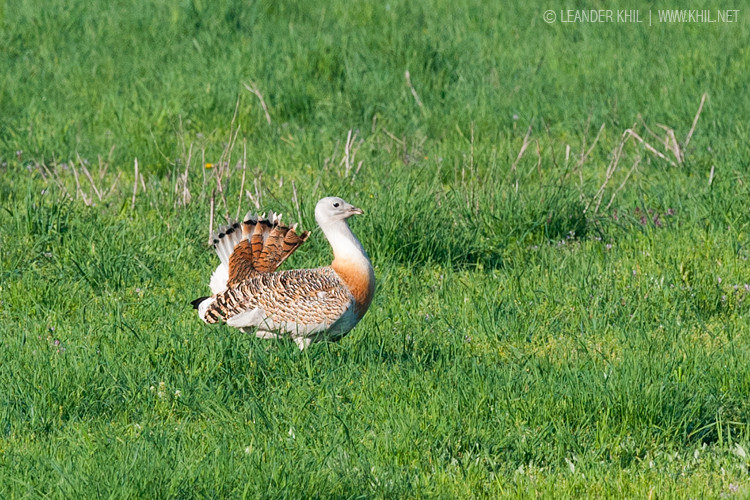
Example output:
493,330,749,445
349,206,364,215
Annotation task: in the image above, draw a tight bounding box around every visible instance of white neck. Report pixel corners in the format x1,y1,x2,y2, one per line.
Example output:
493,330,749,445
319,219,371,266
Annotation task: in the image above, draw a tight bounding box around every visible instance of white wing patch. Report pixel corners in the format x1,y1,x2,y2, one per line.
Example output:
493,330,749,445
209,264,229,295
226,307,267,328
226,307,331,336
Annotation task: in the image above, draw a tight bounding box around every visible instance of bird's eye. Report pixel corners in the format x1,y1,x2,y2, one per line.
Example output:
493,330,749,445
333,202,340,208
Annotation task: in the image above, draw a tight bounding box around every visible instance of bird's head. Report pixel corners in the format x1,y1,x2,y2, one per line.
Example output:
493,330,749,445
315,197,363,227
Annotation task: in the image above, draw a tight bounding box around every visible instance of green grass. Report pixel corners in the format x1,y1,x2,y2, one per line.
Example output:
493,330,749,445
2,0,750,497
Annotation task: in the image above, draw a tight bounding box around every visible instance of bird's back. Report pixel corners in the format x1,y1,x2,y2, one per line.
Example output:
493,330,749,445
202,266,353,333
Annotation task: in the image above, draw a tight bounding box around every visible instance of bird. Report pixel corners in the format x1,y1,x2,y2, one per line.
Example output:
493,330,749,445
191,197,375,349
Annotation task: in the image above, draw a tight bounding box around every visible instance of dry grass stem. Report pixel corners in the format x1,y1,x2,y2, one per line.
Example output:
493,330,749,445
208,189,215,244
235,139,247,220
131,158,139,210
42,160,72,199
654,124,683,163
627,129,678,167
382,128,404,146
291,180,303,223
102,172,121,199
685,92,708,149
174,142,192,207
511,123,533,173
576,123,606,169
605,156,642,210
97,155,108,184
244,81,272,125
588,127,633,214
70,159,91,206
405,70,425,112
340,129,364,177
77,154,102,202
183,142,193,205
535,140,543,179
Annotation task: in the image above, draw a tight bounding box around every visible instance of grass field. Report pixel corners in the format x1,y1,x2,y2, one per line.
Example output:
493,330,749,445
2,0,750,497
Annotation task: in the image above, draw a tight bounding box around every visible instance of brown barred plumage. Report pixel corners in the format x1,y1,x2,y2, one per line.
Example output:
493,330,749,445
203,267,351,328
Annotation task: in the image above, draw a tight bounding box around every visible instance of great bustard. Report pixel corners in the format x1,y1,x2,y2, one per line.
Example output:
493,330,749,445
192,197,375,349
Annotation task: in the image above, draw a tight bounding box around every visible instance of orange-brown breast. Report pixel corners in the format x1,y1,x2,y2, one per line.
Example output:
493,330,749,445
332,258,375,318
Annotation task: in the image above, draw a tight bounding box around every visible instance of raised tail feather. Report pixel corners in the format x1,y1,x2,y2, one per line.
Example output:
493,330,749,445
209,211,310,288
245,212,310,273
211,221,243,267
